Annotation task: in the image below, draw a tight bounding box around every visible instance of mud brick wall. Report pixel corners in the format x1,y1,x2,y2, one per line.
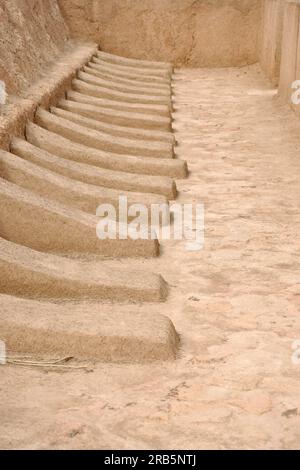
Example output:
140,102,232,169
278,0,300,113
58,0,261,67
259,0,285,84
0,0,69,95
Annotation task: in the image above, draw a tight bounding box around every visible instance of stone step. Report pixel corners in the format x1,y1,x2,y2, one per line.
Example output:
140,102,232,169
24,122,186,179
89,60,170,85
92,56,171,79
48,106,174,159
79,69,171,97
83,64,170,92
30,117,177,199
0,239,167,302
67,90,172,129
58,98,174,143
97,50,173,73
0,49,179,366
0,178,159,258
72,78,172,109
71,82,171,117
0,294,178,363
2,147,167,215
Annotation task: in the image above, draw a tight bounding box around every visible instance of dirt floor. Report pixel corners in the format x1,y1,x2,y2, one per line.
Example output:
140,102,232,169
0,64,300,450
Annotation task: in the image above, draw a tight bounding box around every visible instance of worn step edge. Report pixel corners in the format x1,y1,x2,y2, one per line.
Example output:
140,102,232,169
58,98,174,143
48,107,173,159
0,295,178,363
92,56,171,79
30,118,177,199
0,239,167,302
14,135,181,198
23,124,186,180
66,90,171,129
0,42,98,151
0,178,159,258
2,148,168,216
72,78,172,109
97,50,173,72
78,69,171,97
83,65,170,92
88,61,170,85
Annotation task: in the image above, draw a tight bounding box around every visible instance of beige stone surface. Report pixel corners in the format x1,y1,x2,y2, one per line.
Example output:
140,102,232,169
259,0,285,85
66,90,172,130
0,7,186,442
71,82,171,116
27,121,177,199
0,295,178,363
96,49,173,72
45,107,174,159
58,0,261,67
88,60,170,85
0,42,98,150
0,238,166,302
92,57,171,80
2,66,300,449
0,0,69,95
72,78,172,108
0,176,159,258
57,98,174,143
278,2,300,102
2,146,167,214
77,70,171,97
14,132,185,182
83,64,170,91
1,0,300,450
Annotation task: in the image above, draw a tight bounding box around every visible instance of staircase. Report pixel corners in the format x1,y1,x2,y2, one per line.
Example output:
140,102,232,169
0,50,188,364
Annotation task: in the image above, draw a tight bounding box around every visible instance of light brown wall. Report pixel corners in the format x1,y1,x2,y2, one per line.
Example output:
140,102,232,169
0,0,69,95
278,0,300,108
58,0,261,67
259,0,285,84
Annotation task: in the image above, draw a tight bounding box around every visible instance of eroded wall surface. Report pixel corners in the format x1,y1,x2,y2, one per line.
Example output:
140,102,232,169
278,0,300,107
0,0,69,95
58,0,261,67
259,0,285,84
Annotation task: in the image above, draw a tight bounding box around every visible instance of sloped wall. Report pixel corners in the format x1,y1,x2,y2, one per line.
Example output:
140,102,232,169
0,0,69,95
58,0,261,67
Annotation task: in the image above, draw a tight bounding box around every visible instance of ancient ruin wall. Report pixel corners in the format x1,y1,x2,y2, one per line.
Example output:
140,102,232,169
0,0,97,151
278,0,300,106
259,0,285,85
0,0,69,95
58,0,261,67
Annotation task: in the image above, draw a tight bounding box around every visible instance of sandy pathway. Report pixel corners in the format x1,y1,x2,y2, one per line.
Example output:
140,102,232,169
0,65,300,450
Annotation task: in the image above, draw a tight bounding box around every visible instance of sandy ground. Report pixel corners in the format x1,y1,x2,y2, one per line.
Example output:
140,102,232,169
1,65,300,450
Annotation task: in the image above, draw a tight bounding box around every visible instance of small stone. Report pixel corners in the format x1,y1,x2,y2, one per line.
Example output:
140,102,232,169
282,408,298,419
